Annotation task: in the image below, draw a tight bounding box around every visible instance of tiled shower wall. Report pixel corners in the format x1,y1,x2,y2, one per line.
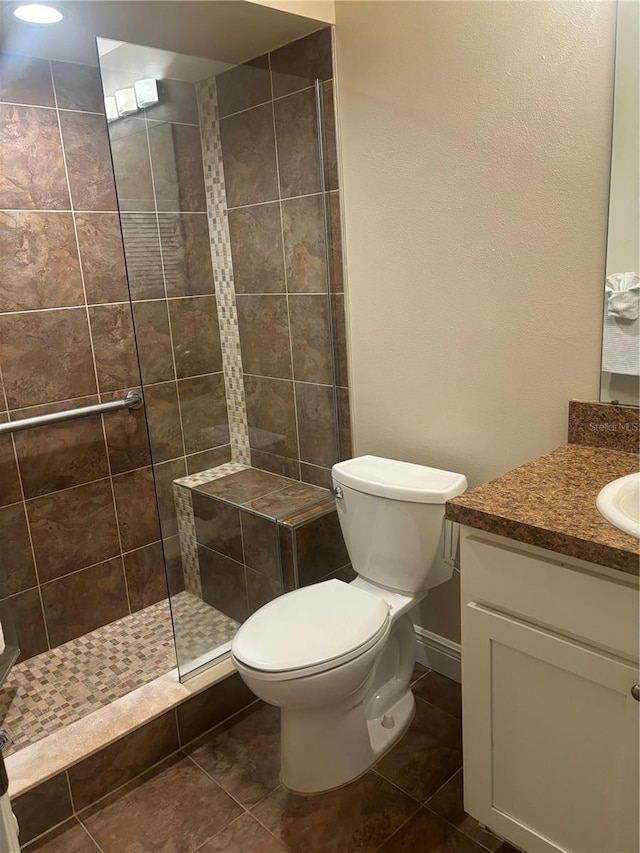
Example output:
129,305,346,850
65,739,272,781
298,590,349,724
0,55,181,662
213,27,352,489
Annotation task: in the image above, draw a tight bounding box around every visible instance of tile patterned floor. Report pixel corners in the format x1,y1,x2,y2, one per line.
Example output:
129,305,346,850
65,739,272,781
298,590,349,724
0,593,238,755
25,668,519,853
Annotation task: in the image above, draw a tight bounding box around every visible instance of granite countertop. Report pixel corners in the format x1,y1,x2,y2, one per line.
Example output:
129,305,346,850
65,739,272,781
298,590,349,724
446,444,640,576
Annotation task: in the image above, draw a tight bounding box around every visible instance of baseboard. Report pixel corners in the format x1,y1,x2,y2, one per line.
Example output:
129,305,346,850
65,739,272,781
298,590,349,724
414,625,461,683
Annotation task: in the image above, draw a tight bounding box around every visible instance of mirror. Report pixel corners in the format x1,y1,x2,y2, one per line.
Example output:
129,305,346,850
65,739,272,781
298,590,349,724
600,0,640,405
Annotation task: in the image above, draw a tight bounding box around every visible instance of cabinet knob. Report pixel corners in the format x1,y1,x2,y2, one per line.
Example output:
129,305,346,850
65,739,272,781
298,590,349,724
632,685,640,702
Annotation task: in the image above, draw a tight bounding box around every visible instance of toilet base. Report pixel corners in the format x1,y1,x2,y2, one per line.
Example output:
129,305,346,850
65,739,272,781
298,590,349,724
280,688,415,795
367,688,415,758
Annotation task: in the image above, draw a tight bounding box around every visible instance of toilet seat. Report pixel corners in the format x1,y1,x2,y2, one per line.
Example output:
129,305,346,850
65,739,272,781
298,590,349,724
231,580,390,681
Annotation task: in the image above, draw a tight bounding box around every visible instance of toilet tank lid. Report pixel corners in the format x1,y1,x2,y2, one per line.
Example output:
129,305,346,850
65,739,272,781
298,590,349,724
332,456,467,503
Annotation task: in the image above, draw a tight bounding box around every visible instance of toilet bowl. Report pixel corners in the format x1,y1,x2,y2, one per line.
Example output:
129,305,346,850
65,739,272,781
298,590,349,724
231,455,467,794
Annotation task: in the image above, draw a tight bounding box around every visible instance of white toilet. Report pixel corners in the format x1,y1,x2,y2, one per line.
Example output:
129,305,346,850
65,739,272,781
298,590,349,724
231,455,467,794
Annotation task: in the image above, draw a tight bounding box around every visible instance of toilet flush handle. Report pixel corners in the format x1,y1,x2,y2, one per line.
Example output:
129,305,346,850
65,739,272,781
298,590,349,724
332,486,344,500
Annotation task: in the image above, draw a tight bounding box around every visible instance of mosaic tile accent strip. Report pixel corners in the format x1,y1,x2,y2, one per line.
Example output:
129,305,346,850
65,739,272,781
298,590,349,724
174,484,202,598
196,77,250,465
0,593,238,756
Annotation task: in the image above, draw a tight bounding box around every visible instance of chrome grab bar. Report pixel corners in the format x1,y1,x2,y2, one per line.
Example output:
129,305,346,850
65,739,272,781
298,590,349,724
0,391,143,436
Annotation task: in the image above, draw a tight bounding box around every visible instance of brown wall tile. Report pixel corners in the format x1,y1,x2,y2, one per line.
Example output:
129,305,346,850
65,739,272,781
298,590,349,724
321,80,339,191
244,375,298,460
338,386,352,460
51,62,104,113
288,294,332,384
0,53,55,107
300,462,332,490
163,534,186,595
123,541,168,612
295,509,349,586
153,458,186,539
178,374,229,455
89,304,140,392
326,190,343,291
217,55,270,118
219,103,279,207
250,449,300,481
0,503,37,597
198,545,248,623
281,194,327,293
68,711,179,811
13,399,109,498
120,212,165,300
149,123,206,212
41,556,129,646
236,295,292,378
144,382,184,463
75,213,129,304
0,308,97,409
246,567,281,615
227,202,285,294
332,293,348,387
112,467,160,552
27,479,119,582
192,494,243,562
240,511,280,580
103,392,151,475
186,445,232,474
295,381,339,468
5,587,49,662
176,672,255,745
0,211,83,311
131,301,175,385
59,111,117,211
0,58,175,657
0,104,69,209
274,88,322,199
12,772,72,846
110,120,155,212
160,213,215,297
0,431,22,507
168,296,222,378
279,525,296,589
270,28,333,98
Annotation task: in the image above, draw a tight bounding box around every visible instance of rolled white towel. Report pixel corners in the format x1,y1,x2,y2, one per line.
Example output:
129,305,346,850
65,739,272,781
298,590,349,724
602,273,640,376
606,272,640,319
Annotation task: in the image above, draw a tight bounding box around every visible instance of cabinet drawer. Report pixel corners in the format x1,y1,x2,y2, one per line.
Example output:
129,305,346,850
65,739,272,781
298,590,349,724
461,532,639,661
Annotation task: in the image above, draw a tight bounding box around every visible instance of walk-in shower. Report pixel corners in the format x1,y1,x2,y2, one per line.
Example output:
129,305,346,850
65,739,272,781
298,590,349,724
0,2,351,793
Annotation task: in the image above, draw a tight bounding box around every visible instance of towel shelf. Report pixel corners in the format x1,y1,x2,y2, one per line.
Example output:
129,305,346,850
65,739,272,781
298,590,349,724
0,391,143,436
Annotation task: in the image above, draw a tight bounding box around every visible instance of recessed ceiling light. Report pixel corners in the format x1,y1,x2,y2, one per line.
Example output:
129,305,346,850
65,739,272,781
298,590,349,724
13,4,63,24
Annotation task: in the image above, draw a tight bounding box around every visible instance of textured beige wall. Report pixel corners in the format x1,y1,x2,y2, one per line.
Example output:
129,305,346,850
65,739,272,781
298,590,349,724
334,1,616,641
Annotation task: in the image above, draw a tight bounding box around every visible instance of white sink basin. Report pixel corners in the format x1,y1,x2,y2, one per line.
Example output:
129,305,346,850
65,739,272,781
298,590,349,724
596,472,640,539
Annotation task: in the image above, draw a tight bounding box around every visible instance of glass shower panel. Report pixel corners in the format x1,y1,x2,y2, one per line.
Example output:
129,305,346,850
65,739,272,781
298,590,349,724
98,34,343,681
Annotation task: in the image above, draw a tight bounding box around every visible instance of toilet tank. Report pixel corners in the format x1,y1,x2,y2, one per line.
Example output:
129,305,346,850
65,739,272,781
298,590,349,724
332,456,467,595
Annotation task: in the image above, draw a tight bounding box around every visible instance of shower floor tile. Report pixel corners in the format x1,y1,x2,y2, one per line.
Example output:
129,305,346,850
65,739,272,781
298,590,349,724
0,592,238,756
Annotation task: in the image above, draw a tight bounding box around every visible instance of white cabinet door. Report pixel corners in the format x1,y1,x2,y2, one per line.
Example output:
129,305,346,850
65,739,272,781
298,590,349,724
463,602,640,853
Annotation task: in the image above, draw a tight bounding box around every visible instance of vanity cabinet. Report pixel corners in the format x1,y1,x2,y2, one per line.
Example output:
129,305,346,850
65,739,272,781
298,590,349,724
460,529,640,853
